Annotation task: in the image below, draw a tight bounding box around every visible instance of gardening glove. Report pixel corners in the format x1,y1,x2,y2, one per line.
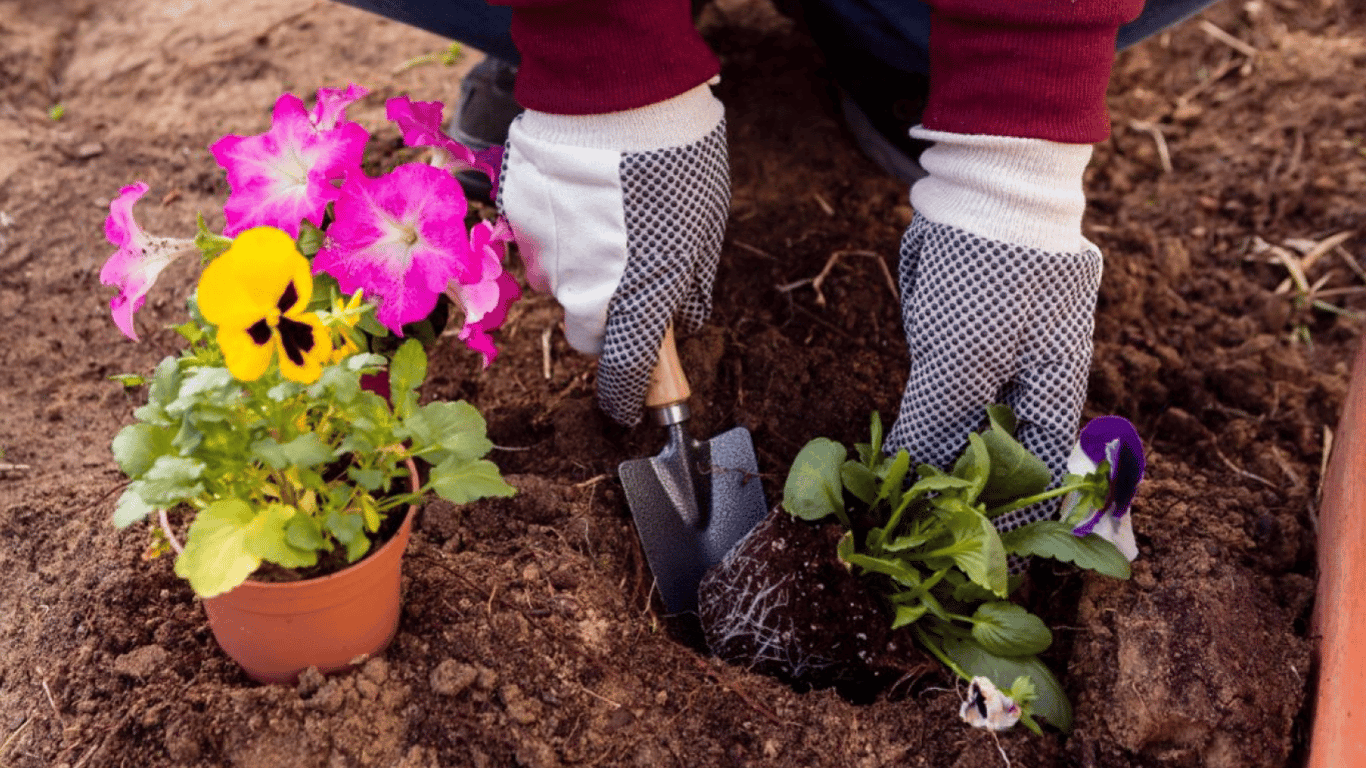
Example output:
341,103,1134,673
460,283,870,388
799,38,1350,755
884,129,1102,532
497,82,729,427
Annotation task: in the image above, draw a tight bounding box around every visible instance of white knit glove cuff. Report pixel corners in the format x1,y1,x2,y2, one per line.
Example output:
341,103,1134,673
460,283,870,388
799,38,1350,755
516,80,723,151
909,128,1093,254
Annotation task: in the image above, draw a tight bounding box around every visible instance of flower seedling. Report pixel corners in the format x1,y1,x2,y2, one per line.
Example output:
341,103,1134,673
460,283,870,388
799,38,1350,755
102,84,521,598
782,406,1145,733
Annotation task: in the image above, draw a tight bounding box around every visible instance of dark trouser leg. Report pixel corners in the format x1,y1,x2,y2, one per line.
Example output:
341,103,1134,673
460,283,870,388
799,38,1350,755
328,0,519,64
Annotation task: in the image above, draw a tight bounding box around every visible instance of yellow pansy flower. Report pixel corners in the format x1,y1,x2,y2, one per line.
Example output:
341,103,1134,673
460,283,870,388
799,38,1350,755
197,227,332,383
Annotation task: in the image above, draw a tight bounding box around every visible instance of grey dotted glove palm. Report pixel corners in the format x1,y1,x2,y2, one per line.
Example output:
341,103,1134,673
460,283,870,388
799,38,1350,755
884,129,1102,532
498,83,729,426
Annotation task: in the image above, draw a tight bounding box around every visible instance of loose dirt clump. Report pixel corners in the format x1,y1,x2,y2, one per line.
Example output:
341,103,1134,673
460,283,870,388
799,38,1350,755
1,0,1360,766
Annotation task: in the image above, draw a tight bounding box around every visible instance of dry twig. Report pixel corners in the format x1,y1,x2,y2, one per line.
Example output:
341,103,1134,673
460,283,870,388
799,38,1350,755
1129,121,1173,174
1199,19,1259,59
777,250,898,307
540,326,554,380
732,240,776,260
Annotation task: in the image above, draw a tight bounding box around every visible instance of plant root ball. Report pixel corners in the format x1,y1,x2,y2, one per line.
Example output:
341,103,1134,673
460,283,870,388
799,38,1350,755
697,506,928,699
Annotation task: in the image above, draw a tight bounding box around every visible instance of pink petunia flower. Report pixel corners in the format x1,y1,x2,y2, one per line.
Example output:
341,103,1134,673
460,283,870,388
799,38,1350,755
312,163,471,334
210,88,370,238
444,217,521,368
99,182,196,341
310,83,370,131
385,96,503,201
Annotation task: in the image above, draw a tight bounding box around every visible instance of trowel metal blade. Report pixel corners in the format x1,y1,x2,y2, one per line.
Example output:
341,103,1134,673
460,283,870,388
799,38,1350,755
619,425,767,614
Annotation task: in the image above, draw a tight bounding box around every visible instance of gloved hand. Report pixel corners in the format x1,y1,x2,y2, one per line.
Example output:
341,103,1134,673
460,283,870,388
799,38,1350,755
497,82,729,427
884,128,1102,532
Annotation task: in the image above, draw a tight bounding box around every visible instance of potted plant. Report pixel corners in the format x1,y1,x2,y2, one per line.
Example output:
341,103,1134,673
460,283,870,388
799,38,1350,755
101,83,518,683
698,406,1145,733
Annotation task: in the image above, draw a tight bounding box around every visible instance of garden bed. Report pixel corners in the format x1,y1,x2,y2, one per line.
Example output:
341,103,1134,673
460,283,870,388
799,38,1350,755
0,1,1362,765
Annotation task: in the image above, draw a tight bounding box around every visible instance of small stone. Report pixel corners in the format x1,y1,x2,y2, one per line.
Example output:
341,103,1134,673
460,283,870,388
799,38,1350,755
318,683,348,713
112,645,168,679
296,666,326,697
356,678,381,700
75,142,104,159
501,684,541,725
430,660,478,697
361,657,390,685
475,666,498,690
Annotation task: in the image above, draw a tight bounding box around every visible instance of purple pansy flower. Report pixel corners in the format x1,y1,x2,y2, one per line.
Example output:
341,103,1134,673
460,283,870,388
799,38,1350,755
1065,416,1146,561
99,182,196,341
386,95,503,201
311,163,471,334
444,217,521,368
210,88,370,238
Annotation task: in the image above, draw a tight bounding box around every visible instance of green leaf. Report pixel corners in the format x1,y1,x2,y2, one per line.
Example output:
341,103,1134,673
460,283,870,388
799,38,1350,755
170,417,203,455
135,456,205,505
112,484,157,528
938,635,1072,732
246,504,317,569
347,467,385,491
165,366,234,418
296,220,324,257
132,357,181,425
930,498,1008,597
267,381,304,402
883,530,933,552
970,602,1053,657
346,353,388,372
908,473,974,494
195,213,232,261
875,449,911,508
837,531,925,589
782,438,846,522
250,433,335,470
979,409,1052,505
406,401,493,462
109,373,146,388
1001,520,1132,579
325,509,365,544
111,423,176,478
281,433,334,468
311,364,361,403
429,457,516,504
950,433,991,504
984,404,1018,435
855,411,885,466
891,602,929,629
345,533,371,563
173,499,260,597
388,339,427,418
285,513,328,551
840,461,878,506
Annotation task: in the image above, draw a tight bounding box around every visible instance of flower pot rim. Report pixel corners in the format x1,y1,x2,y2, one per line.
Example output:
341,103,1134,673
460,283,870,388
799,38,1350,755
1308,336,1366,768
159,458,421,593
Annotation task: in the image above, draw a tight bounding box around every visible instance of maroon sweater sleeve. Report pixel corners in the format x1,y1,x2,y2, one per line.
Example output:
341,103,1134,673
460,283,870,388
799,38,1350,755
485,0,720,115
922,0,1144,143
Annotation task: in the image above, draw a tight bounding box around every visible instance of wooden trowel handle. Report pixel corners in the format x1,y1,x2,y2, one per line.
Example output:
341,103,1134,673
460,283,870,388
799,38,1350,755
645,326,690,408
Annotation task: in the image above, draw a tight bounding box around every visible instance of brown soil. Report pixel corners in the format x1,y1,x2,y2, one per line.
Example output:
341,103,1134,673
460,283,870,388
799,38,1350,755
1,1,1361,766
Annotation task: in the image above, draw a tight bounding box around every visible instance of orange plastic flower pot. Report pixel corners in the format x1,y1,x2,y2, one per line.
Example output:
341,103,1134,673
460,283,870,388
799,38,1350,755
201,506,414,684
1309,338,1366,768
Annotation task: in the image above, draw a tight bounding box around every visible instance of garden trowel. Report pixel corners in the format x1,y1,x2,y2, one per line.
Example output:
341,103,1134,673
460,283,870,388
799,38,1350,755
618,327,768,614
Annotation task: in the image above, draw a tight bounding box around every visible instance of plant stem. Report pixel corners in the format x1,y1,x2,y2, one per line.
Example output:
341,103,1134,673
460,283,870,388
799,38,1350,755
913,626,973,683
983,481,1089,519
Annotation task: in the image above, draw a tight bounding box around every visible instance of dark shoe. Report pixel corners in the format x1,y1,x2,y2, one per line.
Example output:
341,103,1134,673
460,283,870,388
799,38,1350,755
452,56,522,202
